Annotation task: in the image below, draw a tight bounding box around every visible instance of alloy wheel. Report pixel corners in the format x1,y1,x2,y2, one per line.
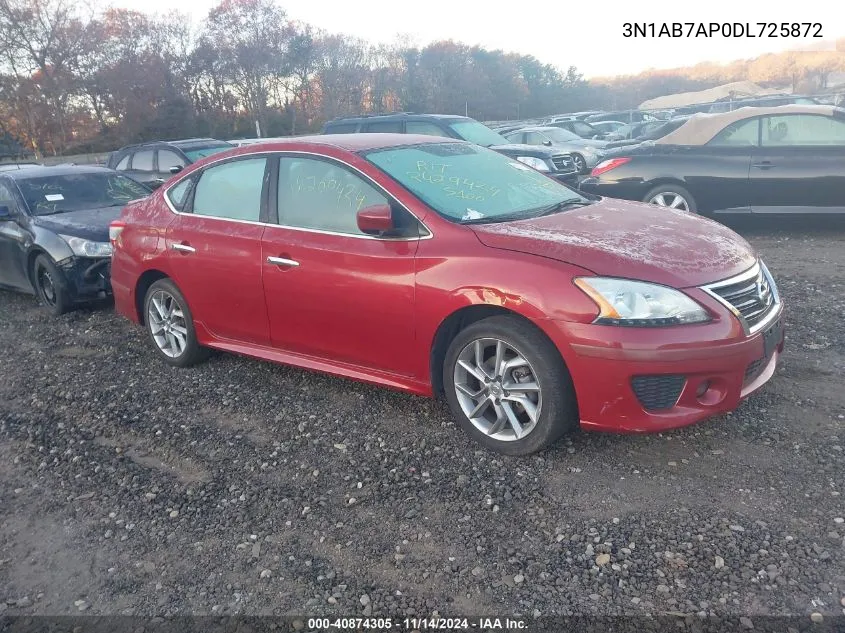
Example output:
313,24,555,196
648,191,690,210
452,337,542,442
572,154,586,173
148,290,189,358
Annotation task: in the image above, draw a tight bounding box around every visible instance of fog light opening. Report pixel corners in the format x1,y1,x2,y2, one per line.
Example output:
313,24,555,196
696,378,727,406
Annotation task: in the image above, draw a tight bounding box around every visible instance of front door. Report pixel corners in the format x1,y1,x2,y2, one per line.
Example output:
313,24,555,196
749,113,845,213
165,156,271,345
0,180,31,290
261,155,421,375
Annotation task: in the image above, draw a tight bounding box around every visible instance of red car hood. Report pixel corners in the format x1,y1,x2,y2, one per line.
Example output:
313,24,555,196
470,199,757,288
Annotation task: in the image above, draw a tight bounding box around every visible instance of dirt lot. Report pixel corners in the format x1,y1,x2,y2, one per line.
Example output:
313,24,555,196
0,217,843,624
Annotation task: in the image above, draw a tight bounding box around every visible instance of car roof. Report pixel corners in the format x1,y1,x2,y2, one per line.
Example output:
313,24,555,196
114,138,230,152
509,126,561,132
656,104,842,145
327,113,469,124
4,164,115,181
226,133,470,153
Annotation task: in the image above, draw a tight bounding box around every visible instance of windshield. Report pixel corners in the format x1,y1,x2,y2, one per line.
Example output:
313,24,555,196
447,121,509,147
365,142,587,224
571,122,596,136
544,128,581,142
643,119,686,140
18,172,150,215
183,144,233,162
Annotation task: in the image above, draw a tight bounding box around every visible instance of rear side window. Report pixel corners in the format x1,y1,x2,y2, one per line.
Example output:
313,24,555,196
364,121,403,133
166,177,194,211
115,155,130,170
709,119,760,146
132,150,154,171
191,158,267,222
406,122,450,137
325,123,358,134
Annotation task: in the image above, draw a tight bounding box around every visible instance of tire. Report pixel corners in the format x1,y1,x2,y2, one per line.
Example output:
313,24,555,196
32,254,71,316
572,153,587,174
143,278,208,368
643,184,697,213
442,315,578,456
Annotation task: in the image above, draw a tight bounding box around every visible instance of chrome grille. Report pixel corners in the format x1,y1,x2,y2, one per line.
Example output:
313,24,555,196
702,261,779,334
551,154,575,172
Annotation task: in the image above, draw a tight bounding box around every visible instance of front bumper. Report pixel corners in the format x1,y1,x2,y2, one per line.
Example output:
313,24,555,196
537,306,785,433
58,256,112,301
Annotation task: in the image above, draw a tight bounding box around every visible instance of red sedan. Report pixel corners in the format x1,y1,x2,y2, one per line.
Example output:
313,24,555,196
109,134,785,455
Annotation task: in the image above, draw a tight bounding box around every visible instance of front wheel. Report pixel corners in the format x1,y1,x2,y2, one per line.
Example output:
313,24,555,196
443,316,578,456
32,254,71,316
143,278,208,367
571,153,587,174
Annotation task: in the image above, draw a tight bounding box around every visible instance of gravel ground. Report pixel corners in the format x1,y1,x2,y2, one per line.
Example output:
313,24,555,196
0,217,843,626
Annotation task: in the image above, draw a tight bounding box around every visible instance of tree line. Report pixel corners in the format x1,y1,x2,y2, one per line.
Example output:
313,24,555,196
2,0,844,158
0,0,597,157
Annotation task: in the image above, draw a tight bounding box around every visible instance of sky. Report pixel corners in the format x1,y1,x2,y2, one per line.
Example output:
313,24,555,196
107,0,843,78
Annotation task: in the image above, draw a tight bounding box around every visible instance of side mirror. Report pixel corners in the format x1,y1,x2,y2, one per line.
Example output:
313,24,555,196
0,204,11,220
169,166,183,174
356,204,395,236
542,140,553,147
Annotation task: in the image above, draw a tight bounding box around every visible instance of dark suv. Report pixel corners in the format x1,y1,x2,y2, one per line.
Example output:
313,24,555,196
322,113,578,182
106,138,234,189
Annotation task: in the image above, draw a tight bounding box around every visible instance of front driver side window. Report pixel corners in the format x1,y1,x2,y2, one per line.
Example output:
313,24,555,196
277,157,417,237
0,181,18,215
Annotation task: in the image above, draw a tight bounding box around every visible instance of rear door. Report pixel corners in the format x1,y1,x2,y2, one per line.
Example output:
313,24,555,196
165,156,271,345
748,113,845,213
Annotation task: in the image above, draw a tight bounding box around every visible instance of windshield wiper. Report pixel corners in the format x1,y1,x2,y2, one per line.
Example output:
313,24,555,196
460,210,537,225
533,199,595,218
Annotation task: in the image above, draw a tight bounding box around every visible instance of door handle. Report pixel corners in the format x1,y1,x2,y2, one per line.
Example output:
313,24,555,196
267,256,300,267
171,243,196,253
752,161,774,169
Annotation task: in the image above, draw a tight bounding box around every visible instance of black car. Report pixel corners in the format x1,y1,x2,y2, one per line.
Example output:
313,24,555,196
586,111,656,124
107,138,234,189
321,113,578,182
0,165,151,314
603,117,690,148
579,105,845,215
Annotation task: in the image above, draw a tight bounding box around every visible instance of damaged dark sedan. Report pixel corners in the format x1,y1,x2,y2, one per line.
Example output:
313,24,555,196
0,165,151,314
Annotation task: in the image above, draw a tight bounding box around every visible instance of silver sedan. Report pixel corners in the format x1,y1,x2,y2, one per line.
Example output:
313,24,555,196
504,126,608,173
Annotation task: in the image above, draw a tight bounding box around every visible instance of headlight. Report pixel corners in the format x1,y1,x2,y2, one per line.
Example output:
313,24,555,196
574,277,710,326
60,235,113,257
515,156,551,172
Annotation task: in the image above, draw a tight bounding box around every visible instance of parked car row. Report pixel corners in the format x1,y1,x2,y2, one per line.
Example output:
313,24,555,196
321,112,579,182
2,129,788,457
580,104,845,216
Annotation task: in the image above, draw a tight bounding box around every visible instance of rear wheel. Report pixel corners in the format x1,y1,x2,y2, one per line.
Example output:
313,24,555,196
143,278,208,367
443,316,578,456
32,254,71,316
644,184,697,213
